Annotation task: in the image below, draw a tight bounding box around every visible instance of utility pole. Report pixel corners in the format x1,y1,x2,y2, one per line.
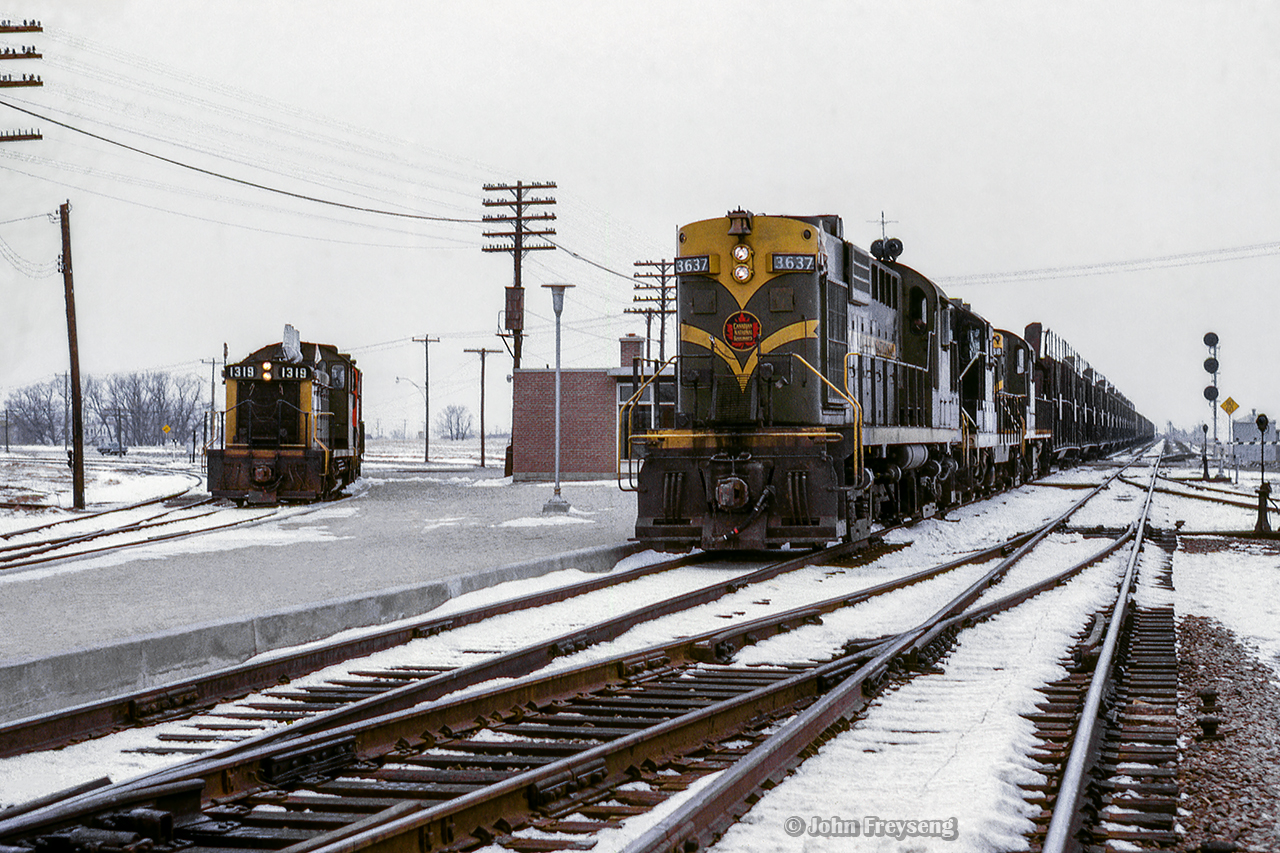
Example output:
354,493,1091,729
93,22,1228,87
59,201,85,509
482,181,556,370
625,307,657,363
0,19,42,143
631,259,675,364
201,357,219,415
464,347,501,468
413,335,439,462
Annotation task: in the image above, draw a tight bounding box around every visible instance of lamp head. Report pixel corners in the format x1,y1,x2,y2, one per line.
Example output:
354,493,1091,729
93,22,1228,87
542,282,574,316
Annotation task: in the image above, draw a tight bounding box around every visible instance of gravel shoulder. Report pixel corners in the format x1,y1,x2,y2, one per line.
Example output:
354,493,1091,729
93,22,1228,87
1178,614,1280,852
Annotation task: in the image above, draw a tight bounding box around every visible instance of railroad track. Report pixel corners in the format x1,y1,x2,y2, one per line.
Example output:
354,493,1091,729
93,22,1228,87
0,452,1156,853
0,459,1109,761
0,497,282,572
1031,462,1181,851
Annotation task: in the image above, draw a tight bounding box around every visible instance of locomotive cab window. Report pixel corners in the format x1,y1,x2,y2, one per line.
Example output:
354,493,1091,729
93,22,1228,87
909,286,928,333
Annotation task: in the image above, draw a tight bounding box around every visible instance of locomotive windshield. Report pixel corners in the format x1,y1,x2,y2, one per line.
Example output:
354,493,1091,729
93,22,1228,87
234,380,303,446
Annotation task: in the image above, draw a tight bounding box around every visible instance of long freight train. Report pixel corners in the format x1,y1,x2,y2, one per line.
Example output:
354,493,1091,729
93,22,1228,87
631,211,1153,550
207,326,363,504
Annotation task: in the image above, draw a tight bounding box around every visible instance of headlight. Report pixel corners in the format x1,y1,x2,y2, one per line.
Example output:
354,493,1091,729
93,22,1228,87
732,244,751,262
733,264,752,282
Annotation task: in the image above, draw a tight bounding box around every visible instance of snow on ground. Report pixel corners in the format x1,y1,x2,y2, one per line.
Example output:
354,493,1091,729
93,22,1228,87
0,555,760,806
0,449,202,535
0,501,345,583
7,446,1280,851
1175,537,1280,682
711,554,1128,852
0,477,1103,809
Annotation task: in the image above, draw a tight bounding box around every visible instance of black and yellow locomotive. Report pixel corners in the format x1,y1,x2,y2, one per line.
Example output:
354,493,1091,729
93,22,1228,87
632,211,1152,551
207,328,364,504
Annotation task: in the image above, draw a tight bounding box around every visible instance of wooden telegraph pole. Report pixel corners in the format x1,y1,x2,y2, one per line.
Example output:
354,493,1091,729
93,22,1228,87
464,347,501,468
630,259,676,364
60,201,85,508
481,181,556,370
0,19,42,143
413,335,439,462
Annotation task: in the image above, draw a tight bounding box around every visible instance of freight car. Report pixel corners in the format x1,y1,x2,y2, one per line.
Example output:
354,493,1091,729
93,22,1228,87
207,326,363,504
630,211,1152,551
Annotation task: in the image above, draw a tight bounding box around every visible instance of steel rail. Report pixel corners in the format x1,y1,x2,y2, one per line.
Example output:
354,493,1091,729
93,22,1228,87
0,507,278,573
0,502,219,563
0,499,215,556
0,460,1142,848
0,474,204,540
2,542,862,820
0,513,1065,838
1122,474,1276,513
0,580,888,839
0,492,983,757
284,459,1145,853
0,544,678,757
1041,450,1163,853
621,454,1148,853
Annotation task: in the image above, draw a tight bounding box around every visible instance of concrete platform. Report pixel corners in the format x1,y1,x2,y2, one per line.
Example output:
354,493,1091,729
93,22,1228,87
0,467,642,723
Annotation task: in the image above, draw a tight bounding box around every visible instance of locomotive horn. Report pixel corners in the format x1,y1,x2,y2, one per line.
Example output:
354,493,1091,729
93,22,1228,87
885,238,904,261
870,239,885,260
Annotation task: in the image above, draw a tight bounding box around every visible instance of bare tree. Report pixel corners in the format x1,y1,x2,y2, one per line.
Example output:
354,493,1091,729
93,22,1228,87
435,404,473,440
7,371,205,446
3,378,60,443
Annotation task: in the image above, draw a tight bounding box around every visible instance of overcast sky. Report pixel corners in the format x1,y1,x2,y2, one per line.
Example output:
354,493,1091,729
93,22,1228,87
2,1,1278,438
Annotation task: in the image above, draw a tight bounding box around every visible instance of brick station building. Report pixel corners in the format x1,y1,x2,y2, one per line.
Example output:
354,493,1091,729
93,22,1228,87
510,334,673,481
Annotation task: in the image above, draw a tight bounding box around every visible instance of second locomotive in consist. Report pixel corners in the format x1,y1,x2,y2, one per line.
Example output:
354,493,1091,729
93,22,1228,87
207,326,363,504
632,211,1152,551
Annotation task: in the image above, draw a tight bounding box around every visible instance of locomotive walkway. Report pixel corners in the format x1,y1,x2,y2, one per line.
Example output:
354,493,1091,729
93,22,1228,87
0,468,638,723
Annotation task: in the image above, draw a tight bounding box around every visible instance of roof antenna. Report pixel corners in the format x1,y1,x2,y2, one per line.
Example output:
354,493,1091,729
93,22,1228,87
867,210,898,242
868,211,904,262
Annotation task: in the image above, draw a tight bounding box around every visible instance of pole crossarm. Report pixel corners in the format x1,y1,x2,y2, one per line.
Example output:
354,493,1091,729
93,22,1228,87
464,347,502,468
413,336,439,463
632,259,676,363
482,181,557,371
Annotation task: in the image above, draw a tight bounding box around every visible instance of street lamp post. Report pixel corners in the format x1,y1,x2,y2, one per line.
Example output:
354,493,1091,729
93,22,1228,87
396,376,428,461
542,283,574,513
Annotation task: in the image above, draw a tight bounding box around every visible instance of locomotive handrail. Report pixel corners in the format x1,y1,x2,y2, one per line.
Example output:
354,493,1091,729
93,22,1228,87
960,408,977,473
222,398,311,449
617,354,679,492
790,352,861,481
856,350,930,373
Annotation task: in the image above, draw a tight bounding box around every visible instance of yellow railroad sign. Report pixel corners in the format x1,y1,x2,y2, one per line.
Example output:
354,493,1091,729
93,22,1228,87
162,424,171,433
1221,397,1239,416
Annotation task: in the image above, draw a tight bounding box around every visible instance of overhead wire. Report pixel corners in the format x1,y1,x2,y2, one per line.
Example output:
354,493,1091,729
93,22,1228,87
43,70,483,221
43,27,496,189
0,230,58,278
0,141,480,239
0,96,487,224
0,155,482,250
939,241,1280,285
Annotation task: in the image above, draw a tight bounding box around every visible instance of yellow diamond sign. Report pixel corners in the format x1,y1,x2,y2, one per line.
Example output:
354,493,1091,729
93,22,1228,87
1221,397,1239,416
